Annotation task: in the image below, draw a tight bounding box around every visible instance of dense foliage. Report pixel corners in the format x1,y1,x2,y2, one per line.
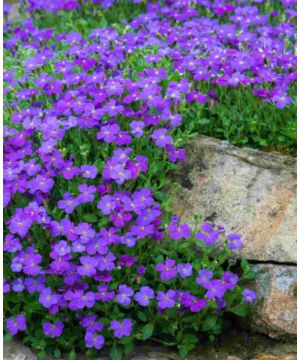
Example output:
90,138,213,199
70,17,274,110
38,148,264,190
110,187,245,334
3,0,295,359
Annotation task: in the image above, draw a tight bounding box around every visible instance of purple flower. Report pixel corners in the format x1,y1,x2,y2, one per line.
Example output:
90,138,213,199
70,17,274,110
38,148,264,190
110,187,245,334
8,216,32,238
271,92,292,108
53,240,71,257
29,175,54,193
81,164,98,179
78,256,98,276
168,222,191,240
85,332,105,350
132,189,154,209
12,278,25,292
67,290,96,310
97,285,115,302
4,279,10,293
182,293,207,313
78,184,96,203
109,319,132,338
43,321,64,337
6,314,27,335
157,290,176,309
151,128,172,147
62,164,80,180
121,233,137,248
166,145,185,163
39,288,60,309
243,289,256,303
103,162,131,184
195,223,219,246
156,259,177,281
24,276,45,293
228,233,244,250
116,285,134,306
75,222,95,243
97,252,116,271
4,234,22,253
222,272,239,290
177,263,193,278
97,124,120,143
103,99,124,116
117,255,137,268
137,266,146,276
196,269,213,287
97,195,117,215
134,286,155,307
11,257,23,273
189,298,207,313
205,279,226,299
130,121,145,137
57,193,78,214
79,315,104,332
23,253,42,276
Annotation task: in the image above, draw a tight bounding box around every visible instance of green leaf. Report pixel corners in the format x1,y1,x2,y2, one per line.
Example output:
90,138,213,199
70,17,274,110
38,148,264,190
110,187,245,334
218,250,229,264
243,271,257,280
182,315,197,323
241,259,250,273
209,334,215,342
68,350,76,360
179,346,189,359
230,303,250,317
154,255,164,264
202,316,217,331
178,344,195,359
198,118,210,125
38,351,46,359
54,349,61,359
110,345,122,360
182,333,198,345
137,311,147,322
4,333,12,342
124,341,134,355
141,323,154,340
119,336,132,345
82,213,98,222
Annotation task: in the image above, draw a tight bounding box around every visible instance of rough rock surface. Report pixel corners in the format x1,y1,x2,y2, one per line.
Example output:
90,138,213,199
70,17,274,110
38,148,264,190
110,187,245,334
250,264,297,339
253,354,297,360
171,136,297,339
3,339,44,360
172,136,296,263
4,333,297,360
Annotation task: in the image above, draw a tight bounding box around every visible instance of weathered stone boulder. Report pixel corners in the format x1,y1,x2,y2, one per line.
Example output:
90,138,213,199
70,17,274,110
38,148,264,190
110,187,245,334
253,354,296,360
4,339,43,360
250,264,297,339
171,136,296,339
172,136,296,263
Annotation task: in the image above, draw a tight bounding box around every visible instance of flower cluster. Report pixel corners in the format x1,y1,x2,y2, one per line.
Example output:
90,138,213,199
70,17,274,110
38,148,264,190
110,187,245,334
3,0,291,358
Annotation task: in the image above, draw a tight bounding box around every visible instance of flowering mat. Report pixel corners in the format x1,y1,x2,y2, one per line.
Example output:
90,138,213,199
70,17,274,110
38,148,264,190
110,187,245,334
3,1,296,359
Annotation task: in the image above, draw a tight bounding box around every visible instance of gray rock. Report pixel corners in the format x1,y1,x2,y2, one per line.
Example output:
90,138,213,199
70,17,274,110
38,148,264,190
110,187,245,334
4,339,40,360
4,334,296,360
172,136,296,263
250,264,297,339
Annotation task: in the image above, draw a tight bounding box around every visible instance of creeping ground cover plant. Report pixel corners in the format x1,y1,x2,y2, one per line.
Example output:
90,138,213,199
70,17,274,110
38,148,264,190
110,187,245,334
3,0,295,359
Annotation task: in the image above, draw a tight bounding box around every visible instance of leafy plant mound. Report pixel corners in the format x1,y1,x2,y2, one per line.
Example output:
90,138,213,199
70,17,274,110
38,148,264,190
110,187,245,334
3,0,295,359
